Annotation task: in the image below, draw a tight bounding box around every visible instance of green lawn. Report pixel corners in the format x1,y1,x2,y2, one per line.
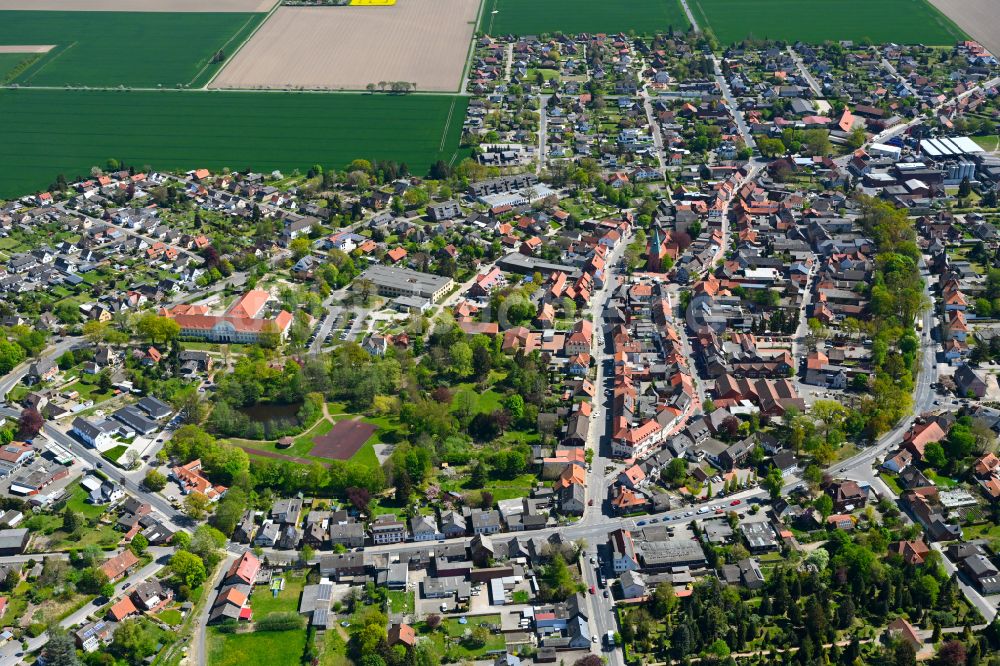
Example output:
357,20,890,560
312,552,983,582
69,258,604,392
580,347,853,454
0,89,468,198
207,628,307,666
236,418,336,459
156,609,184,626
880,472,903,496
0,11,264,88
62,376,113,403
0,592,27,627
102,445,128,464
368,497,407,520
528,68,561,82
418,614,505,660
320,630,352,666
349,440,380,469
479,0,689,35
972,135,1000,152
63,481,107,520
450,384,504,416
387,589,414,615
924,469,957,488
52,522,122,550
180,341,253,354
251,573,305,618
963,522,1000,552
442,471,539,502
690,0,967,45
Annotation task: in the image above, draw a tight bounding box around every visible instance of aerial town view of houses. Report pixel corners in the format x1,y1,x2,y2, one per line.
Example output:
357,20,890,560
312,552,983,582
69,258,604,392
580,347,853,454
5,1,1000,666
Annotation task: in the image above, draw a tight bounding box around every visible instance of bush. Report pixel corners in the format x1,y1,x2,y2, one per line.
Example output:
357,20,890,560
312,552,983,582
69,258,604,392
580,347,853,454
215,619,240,634
254,612,305,632
143,469,167,491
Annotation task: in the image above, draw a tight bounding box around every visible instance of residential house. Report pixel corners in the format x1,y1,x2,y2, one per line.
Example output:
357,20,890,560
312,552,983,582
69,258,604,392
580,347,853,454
371,515,407,545
410,515,443,541
824,480,867,512
99,549,140,582
170,459,227,501
610,529,639,573
471,509,502,535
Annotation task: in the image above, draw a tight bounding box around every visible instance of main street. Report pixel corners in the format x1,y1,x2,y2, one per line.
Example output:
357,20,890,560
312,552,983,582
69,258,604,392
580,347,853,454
580,548,621,666
584,234,630,517
789,264,817,373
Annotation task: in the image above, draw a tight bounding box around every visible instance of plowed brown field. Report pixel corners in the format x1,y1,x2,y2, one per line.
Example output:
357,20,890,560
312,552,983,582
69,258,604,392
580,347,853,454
209,0,478,92
927,0,999,55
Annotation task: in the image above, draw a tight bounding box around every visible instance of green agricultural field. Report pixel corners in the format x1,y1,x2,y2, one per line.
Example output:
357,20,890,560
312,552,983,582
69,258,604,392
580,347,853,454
0,11,264,88
479,0,689,36
0,89,468,198
690,0,966,46
0,52,38,83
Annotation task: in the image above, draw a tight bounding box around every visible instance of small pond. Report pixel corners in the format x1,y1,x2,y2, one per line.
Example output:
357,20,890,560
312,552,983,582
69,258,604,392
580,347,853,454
238,401,303,423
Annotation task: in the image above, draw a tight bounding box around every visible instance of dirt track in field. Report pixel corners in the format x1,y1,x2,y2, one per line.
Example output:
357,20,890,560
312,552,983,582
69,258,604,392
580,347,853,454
0,0,274,11
927,0,1000,55
209,0,478,92
0,45,53,53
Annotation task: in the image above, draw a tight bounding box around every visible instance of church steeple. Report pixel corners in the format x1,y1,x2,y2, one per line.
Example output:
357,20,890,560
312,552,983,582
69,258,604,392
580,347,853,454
647,223,666,271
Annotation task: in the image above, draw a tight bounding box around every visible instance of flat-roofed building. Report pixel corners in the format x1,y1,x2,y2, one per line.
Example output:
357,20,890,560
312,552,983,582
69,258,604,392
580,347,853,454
358,265,453,303
638,537,707,570
421,576,471,599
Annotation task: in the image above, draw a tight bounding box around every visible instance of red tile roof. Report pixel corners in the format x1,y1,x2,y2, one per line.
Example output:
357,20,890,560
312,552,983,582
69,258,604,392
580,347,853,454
100,550,140,581
227,289,270,319
172,459,227,500
108,595,139,621
226,551,261,586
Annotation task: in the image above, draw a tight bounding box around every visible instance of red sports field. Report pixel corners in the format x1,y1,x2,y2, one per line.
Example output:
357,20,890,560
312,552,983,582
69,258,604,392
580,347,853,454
310,420,376,460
